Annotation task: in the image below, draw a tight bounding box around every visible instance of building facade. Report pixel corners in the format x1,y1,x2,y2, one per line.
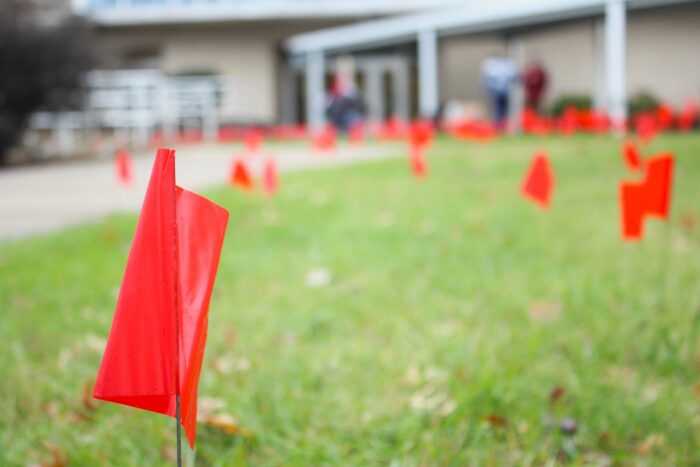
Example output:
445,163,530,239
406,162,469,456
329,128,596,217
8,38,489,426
76,0,700,132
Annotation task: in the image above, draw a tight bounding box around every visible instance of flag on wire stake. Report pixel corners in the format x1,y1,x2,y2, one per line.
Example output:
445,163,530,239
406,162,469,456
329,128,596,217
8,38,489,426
94,148,229,464
262,157,279,196
521,151,555,209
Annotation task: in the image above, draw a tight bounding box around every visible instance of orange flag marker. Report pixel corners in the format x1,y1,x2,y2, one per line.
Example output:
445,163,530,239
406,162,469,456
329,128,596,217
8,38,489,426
229,158,255,191
94,148,229,450
521,152,555,209
409,144,428,179
620,153,674,241
622,141,643,171
115,149,133,185
262,157,279,196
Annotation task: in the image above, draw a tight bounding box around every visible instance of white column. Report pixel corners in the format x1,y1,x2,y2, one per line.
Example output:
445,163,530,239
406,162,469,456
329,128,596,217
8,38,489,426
418,29,439,119
605,0,627,127
392,58,410,120
593,18,606,111
364,62,385,124
305,50,325,130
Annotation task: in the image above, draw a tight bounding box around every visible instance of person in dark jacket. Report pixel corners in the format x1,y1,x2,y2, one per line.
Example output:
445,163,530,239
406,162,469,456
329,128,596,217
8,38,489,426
523,60,548,113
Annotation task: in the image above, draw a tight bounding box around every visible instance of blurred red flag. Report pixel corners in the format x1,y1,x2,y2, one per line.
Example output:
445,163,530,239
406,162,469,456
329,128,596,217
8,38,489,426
93,148,229,448
244,127,264,154
229,159,254,190
312,126,337,153
410,144,428,179
620,153,674,241
521,152,554,208
409,120,434,149
262,157,279,196
622,141,643,170
115,149,133,185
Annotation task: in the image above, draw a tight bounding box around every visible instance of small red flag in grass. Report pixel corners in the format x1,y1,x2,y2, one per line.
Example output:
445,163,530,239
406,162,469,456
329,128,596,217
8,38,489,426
114,149,133,185
409,144,428,179
622,140,644,171
229,158,254,191
311,125,337,154
620,153,674,241
521,151,555,209
94,148,229,448
262,157,279,196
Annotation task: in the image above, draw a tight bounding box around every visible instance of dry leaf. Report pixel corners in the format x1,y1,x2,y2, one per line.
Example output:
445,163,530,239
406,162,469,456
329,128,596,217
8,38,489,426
201,413,251,437
681,211,696,233
485,413,508,428
638,433,665,456
197,396,226,420
559,417,578,436
40,442,68,467
549,386,565,405
305,267,332,288
81,378,98,411
85,334,106,354
528,301,561,323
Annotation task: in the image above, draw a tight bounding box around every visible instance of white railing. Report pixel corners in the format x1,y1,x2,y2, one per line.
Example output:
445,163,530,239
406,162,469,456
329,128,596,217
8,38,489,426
30,69,223,154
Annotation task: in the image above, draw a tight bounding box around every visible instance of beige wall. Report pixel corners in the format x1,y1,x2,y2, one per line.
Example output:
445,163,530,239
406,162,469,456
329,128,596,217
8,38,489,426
95,20,348,124
439,33,505,106
627,3,700,107
516,19,597,107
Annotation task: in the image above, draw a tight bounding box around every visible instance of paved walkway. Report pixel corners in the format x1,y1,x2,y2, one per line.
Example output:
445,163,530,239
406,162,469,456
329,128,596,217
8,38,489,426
0,141,404,240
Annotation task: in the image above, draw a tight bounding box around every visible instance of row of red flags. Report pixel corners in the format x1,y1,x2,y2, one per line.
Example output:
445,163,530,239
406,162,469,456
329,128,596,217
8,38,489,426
142,99,697,147
98,133,676,453
519,143,674,241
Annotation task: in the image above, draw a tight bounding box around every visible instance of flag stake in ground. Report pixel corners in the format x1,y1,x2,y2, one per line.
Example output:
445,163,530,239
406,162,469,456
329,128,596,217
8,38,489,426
93,148,229,464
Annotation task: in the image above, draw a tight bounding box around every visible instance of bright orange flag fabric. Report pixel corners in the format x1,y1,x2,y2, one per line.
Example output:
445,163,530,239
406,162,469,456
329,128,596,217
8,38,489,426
229,159,254,190
521,152,555,209
93,148,229,448
620,153,674,241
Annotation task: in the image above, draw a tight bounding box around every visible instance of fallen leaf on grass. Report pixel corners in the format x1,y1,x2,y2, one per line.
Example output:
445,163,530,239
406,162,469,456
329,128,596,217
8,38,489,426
559,417,578,436
81,378,99,411
549,386,566,405
681,211,696,233
306,267,332,288
84,334,106,354
528,301,561,323
201,414,252,437
485,413,508,428
638,433,665,456
40,441,68,467
197,396,226,420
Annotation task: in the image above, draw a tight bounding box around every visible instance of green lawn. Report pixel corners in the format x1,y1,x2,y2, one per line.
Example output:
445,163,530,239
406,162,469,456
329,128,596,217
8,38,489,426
3,134,700,465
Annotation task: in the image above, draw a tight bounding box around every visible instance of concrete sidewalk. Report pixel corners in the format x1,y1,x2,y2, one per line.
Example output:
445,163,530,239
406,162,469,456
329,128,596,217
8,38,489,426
0,141,403,240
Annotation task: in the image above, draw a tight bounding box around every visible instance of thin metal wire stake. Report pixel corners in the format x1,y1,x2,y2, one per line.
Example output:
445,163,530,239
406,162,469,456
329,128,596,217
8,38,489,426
176,395,182,467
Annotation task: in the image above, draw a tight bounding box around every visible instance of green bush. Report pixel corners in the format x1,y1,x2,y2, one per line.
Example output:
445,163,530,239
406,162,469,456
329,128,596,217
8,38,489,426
628,90,661,119
549,94,592,117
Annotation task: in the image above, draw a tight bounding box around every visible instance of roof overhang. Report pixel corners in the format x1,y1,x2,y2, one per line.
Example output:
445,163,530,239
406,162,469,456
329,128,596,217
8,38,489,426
285,0,699,55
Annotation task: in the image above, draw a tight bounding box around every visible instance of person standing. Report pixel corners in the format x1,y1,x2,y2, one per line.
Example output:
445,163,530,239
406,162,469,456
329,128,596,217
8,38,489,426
480,54,519,129
523,59,548,113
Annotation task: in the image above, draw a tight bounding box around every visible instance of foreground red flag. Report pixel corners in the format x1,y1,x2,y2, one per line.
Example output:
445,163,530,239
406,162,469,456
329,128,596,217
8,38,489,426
115,149,133,185
620,153,674,241
521,152,555,208
93,148,229,449
229,158,254,191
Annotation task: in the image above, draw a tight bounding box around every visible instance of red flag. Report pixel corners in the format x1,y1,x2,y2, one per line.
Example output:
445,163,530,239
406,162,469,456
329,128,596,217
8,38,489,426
620,153,674,241
409,144,428,179
262,157,279,196
311,126,337,153
244,127,264,154
409,120,434,149
94,148,229,448
229,158,254,191
115,149,133,185
622,141,643,170
521,152,554,209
